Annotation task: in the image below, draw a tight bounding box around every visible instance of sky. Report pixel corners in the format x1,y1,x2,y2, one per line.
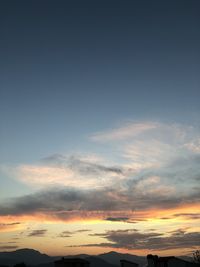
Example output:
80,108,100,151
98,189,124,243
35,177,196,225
0,0,200,257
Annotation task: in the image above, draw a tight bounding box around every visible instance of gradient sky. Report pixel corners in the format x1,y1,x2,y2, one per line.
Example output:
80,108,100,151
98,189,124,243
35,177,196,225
0,0,200,257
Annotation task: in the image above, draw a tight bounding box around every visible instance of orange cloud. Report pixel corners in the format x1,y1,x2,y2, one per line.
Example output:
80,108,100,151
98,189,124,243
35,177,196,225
0,203,199,226
0,222,22,232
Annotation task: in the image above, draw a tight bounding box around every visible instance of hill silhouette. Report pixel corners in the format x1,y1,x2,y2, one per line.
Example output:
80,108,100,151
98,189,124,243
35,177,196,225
99,251,146,266
0,249,52,265
0,249,146,267
0,248,194,267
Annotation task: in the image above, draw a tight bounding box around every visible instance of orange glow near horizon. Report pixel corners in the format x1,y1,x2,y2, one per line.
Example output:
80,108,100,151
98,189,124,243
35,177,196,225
0,202,199,226
0,202,199,256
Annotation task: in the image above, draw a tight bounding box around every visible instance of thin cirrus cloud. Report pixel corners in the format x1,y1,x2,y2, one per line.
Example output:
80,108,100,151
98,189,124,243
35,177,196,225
91,121,200,168
90,121,198,144
90,121,159,142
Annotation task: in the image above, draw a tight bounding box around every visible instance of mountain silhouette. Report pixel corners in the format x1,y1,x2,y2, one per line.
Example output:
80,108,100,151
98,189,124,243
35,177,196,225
85,256,118,267
0,249,52,265
99,251,146,266
0,249,145,267
0,248,194,267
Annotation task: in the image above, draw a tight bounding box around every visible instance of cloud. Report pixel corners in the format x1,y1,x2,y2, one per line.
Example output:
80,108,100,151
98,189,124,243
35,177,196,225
58,231,72,238
91,122,158,142
0,222,21,232
28,229,47,237
1,120,200,255
172,213,200,220
67,156,123,177
1,120,200,241
59,229,91,237
0,186,199,223
104,217,131,222
1,122,200,207
4,155,124,189
0,222,20,228
90,121,200,173
15,165,75,187
43,154,123,175
184,138,200,154
71,229,200,251
0,188,128,216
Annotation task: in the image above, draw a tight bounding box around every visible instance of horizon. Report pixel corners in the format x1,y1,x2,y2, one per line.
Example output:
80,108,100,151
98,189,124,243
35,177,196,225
0,0,200,257
0,247,193,257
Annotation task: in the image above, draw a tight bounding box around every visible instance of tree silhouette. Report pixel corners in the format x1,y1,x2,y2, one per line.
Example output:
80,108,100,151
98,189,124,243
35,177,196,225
193,250,200,263
14,263,27,267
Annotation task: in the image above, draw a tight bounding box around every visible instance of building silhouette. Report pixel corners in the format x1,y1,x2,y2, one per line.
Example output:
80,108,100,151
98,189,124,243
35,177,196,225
147,254,200,267
120,259,139,267
54,258,90,267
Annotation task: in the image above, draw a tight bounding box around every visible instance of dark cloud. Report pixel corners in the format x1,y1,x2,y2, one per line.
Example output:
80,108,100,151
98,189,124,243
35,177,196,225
42,154,67,165
159,217,172,220
28,229,47,237
69,157,123,176
0,222,21,231
105,217,147,223
0,189,86,215
0,188,128,216
72,229,200,251
159,213,200,221
104,217,131,222
172,213,200,220
0,222,20,226
59,231,73,238
89,229,139,237
75,229,91,233
42,154,123,176
0,186,199,219
59,229,91,237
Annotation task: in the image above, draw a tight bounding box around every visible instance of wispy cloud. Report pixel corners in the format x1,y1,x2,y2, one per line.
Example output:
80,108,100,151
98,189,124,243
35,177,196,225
90,121,158,142
104,217,132,223
0,222,21,232
58,229,91,238
28,229,47,237
171,213,200,220
3,155,124,189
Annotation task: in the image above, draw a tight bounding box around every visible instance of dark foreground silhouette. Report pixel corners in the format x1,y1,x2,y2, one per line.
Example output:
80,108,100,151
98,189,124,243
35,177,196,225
0,249,197,267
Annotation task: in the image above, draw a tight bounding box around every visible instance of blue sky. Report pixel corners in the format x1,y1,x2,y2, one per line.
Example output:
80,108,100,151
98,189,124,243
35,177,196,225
1,0,200,164
0,0,200,255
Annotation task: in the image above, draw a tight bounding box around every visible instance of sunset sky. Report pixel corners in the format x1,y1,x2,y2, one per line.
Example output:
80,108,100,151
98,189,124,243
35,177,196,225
0,0,200,257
